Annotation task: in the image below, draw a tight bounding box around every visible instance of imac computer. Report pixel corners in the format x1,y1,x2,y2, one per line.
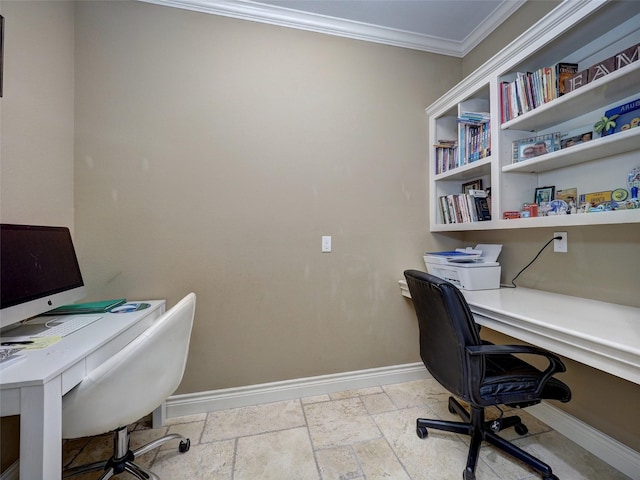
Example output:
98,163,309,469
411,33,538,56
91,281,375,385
0,224,87,330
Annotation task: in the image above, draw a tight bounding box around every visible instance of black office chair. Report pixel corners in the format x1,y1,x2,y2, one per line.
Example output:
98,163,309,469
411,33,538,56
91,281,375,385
403,270,571,480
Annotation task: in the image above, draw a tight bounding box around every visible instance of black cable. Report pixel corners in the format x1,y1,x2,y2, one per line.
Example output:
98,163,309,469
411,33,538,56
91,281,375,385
505,236,562,288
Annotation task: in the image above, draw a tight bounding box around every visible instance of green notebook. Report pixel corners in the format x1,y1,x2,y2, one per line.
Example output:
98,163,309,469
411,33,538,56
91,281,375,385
43,298,127,315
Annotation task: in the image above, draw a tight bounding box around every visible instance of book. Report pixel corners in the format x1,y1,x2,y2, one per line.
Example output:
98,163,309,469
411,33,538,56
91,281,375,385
43,298,127,315
466,189,487,197
474,196,491,221
555,62,578,96
457,112,490,164
438,192,490,224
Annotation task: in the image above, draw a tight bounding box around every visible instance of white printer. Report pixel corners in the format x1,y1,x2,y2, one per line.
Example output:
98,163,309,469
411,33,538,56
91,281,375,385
423,244,502,291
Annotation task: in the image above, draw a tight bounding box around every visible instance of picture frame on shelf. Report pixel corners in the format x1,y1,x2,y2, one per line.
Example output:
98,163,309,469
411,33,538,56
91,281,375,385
517,143,536,161
512,133,561,163
556,187,578,206
462,179,483,194
535,186,555,205
560,128,592,149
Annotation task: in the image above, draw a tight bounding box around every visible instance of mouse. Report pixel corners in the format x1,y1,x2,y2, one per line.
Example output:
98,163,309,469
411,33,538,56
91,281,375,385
110,305,138,313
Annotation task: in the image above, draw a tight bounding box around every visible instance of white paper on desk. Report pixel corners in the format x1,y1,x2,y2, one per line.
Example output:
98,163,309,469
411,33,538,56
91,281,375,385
0,347,26,368
475,244,502,263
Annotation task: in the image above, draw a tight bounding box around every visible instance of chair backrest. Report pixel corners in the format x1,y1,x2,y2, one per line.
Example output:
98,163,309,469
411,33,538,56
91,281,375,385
62,293,196,438
403,270,482,401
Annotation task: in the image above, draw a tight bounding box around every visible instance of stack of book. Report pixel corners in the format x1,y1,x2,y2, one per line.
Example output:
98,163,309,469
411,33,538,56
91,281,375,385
500,63,578,122
457,112,491,165
438,189,491,224
434,139,457,174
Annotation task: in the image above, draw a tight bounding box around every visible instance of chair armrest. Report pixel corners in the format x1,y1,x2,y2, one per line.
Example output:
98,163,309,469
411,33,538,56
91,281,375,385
466,344,566,398
467,344,564,367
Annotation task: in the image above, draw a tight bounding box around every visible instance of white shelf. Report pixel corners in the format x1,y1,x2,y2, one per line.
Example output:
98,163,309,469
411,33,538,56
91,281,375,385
431,209,640,232
495,209,640,229
501,61,640,133
502,127,640,174
428,1,640,232
431,220,497,233
434,156,492,181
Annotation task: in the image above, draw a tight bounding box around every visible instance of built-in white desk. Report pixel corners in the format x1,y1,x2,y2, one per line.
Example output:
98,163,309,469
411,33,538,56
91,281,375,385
0,300,165,480
399,281,640,385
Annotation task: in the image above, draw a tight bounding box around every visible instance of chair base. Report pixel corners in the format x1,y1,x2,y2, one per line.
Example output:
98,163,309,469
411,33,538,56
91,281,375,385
416,396,559,480
64,425,190,480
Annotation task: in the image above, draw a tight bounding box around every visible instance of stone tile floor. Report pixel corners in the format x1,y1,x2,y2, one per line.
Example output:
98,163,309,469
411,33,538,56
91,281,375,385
62,379,630,479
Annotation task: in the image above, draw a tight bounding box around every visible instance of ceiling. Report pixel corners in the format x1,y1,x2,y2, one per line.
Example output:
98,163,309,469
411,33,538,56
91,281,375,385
141,0,526,57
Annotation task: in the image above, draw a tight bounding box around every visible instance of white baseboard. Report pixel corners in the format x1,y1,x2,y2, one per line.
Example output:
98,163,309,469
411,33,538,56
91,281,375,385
528,402,640,480
166,362,430,417
166,363,640,479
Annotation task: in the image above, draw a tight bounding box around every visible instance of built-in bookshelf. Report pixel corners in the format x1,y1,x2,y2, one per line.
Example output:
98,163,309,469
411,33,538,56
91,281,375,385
427,0,640,231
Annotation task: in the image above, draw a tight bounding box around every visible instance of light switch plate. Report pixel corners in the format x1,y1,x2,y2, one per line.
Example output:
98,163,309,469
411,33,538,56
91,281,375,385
322,236,332,253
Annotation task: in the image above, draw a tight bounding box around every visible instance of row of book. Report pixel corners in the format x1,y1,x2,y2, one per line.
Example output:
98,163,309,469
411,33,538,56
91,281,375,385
500,63,577,123
458,112,491,165
438,190,491,224
434,141,458,174
434,111,491,175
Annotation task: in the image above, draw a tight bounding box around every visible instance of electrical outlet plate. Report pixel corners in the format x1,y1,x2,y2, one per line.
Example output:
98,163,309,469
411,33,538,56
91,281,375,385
554,232,567,253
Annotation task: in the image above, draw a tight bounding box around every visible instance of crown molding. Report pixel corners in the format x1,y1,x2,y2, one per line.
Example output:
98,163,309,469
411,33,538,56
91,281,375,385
460,0,526,56
138,0,525,57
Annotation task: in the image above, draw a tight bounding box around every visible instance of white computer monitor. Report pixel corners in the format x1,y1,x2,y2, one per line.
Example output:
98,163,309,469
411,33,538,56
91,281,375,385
0,224,87,329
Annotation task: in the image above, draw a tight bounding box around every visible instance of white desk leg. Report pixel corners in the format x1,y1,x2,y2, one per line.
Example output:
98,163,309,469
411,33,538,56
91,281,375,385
20,379,62,480
152,402,166,428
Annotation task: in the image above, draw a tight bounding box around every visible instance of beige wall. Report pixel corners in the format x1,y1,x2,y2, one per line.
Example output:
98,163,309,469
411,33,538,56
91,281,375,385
72,0,461,393
0,0,75,229
0,0,76,471
1,0,638,471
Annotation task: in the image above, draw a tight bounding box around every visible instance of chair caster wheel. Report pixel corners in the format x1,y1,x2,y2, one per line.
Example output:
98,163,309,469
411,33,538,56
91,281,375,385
515,423,528,435
179,439,191,453
416,426,428,439
463,467,476,480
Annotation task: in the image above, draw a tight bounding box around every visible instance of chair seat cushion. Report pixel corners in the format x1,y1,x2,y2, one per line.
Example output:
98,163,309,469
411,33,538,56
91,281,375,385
480,355,571,403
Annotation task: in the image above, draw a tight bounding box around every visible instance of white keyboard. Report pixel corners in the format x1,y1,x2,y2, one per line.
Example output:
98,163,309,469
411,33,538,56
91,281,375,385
32,315,103,338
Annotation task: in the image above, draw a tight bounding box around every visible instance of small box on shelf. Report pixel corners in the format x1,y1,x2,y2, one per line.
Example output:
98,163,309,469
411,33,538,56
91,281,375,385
600,97,640,136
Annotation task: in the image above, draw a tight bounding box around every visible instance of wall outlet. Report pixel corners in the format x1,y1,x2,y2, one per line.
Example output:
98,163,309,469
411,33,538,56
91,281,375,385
554,232,567,253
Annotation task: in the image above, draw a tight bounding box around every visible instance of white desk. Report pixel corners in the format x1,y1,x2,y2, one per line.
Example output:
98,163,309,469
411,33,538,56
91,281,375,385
399,281,640,385
0,300,165,480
